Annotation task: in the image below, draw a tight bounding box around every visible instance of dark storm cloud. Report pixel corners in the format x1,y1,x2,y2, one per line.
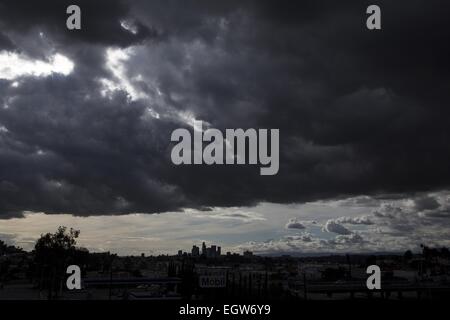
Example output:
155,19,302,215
1,0,450,218
0,32,14,50
0,74,192,216
0,0,156,49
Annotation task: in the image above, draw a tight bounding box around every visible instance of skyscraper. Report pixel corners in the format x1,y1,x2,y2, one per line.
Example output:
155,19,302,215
191,245,200,257
202,242,207,256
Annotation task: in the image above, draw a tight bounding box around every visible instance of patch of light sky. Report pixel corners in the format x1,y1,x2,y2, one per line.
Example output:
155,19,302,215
0,201,369,256
0,50,74,80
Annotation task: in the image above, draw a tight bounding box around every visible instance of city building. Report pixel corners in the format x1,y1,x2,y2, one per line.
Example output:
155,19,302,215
202,242,207,256
191,245,200,257
243,250,253,258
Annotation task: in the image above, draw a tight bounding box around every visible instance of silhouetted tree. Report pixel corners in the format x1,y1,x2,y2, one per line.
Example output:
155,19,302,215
0,240,23,256
33,226,80,299
0,258,11,286
404,250,413,261
0,240,6,256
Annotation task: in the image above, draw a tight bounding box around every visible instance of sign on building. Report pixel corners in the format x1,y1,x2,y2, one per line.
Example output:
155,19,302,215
199,275,226,288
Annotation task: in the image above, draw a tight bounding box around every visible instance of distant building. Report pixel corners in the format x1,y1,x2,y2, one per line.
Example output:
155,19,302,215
177,250,183,256
243,250,253,258
202,242,207,256
191,245,200,257
196,242,222,258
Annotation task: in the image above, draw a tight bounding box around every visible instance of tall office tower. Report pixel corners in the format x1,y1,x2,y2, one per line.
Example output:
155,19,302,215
191,245,200,257
217,246,221,256
202,242,207,256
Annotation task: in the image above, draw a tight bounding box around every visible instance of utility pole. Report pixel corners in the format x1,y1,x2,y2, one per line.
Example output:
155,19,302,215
109,255,114,300
303,272,308,300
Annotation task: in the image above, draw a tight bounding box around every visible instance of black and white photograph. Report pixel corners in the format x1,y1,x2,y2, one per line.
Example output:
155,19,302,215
0,0,449,316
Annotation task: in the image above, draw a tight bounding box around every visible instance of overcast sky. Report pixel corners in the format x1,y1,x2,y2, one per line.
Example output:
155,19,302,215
1,0,450,255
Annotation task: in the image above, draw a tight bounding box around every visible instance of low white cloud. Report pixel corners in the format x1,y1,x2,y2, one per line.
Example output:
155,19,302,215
323,219,352,235
335,216,374,225
332,233,364,245
285,218,306,229
236,232,368,255
186,207,266,222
